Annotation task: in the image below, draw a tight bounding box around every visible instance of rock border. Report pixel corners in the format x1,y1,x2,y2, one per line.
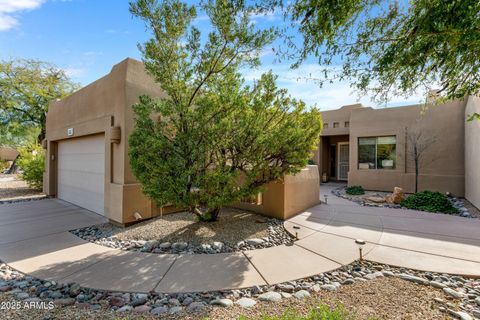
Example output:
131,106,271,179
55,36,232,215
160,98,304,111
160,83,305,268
70,217,294,255
1,259,479,318
0,195,48,205
332,186,473,218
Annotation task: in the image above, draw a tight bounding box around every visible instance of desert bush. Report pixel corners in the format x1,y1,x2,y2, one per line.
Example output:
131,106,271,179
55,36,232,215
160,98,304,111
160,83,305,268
401,190,458,214
345,185,365,195
0,160,10,173
17,143,44,189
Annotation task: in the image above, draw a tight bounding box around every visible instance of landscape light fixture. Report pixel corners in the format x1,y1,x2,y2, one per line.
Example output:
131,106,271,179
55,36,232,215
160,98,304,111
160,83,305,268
355,239,366,261
324,195,328,204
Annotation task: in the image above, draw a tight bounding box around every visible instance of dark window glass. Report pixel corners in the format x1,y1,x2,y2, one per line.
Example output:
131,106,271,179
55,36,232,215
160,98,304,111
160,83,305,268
377,136,396,169
358,136,396,169
358,137,376,169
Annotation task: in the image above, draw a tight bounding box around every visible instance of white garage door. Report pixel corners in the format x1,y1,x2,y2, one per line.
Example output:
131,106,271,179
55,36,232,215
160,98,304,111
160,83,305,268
57,134,105,215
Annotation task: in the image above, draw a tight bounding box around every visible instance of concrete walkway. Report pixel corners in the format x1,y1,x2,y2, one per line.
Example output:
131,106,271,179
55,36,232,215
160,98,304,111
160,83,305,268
0,186,479,294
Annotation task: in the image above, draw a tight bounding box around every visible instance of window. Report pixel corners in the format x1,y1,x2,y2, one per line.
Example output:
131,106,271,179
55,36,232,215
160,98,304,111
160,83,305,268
345,121,350,128
358,136,396,169
333,122,339,128
324,123,328,129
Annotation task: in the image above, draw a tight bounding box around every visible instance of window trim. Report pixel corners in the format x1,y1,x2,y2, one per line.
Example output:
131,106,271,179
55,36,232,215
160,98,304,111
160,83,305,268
357,135,396,170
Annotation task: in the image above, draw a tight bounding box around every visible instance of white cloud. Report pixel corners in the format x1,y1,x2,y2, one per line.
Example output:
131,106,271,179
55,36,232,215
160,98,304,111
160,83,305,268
64,67,87,77
241,63,426,110
0,13,16,30
0,0,45,31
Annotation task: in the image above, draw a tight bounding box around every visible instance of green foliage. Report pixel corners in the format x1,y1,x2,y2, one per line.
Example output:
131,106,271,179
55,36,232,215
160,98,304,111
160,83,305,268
0,123,40,147
401,190,458,214
345,185,365,195
128,0,322,222
239,303,361,320
17,144,45,190
282,0,480,104
0,160,9,173
0,59,79,143
467,113,480,122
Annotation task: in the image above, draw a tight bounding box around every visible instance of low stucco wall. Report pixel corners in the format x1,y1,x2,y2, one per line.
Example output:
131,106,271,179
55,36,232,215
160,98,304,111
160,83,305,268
233,165,320,220
0,147,19,161
465,96,480,209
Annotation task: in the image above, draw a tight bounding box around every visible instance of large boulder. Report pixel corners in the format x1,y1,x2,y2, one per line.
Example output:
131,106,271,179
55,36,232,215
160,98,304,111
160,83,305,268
385,187,405,204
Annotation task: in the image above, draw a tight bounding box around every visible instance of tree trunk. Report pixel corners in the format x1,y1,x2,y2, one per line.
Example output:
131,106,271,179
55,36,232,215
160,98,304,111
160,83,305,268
6,155,19,174
207,207,221,222
414,158,419,194
190,206,221,222
37,126,46,145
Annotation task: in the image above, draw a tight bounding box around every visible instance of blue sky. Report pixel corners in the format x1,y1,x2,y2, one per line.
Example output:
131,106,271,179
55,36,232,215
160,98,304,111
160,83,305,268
0,0,425,110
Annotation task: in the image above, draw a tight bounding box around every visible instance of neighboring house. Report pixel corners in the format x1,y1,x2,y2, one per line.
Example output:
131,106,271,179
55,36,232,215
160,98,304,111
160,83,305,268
313,97,480,209
43,58,319,224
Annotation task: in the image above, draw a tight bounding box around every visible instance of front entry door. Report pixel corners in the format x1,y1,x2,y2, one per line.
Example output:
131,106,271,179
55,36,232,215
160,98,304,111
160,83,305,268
338,143,349,181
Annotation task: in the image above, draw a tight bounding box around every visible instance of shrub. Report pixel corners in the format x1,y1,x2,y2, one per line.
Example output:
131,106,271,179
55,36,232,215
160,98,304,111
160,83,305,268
345,185,365,195
401,190,458,214
0,160,10,173
17,143,44,190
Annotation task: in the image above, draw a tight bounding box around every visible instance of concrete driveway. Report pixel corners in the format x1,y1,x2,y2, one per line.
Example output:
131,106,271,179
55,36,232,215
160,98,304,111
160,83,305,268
0,188,479,294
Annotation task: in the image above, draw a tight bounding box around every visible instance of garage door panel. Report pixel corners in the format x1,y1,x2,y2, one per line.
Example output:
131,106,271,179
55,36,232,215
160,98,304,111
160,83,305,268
57,134,105,216
57,184,104,215
58,153,104,173
57,171,104,195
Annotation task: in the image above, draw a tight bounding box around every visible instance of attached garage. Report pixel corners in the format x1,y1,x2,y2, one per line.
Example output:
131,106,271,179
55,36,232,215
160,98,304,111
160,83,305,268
57,134,105,215
44,58,177,224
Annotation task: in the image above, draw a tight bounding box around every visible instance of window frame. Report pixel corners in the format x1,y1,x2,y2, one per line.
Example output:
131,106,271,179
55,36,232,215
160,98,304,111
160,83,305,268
357,135,396,170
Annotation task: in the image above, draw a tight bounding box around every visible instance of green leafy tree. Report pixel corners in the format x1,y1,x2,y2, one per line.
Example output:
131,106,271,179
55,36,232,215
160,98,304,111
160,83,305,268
17,143,45,190
0,123,40,147
271,0,480,112
0,59,79,143
128,0,322,222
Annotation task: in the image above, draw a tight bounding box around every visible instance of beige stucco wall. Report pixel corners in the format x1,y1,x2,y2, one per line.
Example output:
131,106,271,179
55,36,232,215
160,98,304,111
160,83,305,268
320,100,468,196
465,96,480,209
233,165,320,219
0,147,19,161
44,58,179,224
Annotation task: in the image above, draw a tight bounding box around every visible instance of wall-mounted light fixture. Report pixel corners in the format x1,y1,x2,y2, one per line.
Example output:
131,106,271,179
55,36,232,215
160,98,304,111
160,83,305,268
110,126,121,144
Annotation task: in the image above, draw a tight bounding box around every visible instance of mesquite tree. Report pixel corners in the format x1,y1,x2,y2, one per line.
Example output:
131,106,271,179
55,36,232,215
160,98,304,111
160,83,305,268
128,0,322,222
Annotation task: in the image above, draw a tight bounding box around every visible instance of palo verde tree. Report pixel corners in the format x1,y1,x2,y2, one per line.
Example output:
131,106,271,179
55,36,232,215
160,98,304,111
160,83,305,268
0,59,79,143
271,0,480,119
128,0,322,222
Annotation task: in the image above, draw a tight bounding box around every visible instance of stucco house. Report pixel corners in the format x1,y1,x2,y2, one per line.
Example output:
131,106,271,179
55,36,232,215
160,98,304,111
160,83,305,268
42,58,479,225
313,97,480,209
42,58,319,225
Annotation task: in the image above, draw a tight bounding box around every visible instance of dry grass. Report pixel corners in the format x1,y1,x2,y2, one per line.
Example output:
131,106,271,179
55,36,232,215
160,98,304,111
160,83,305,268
111,208,270,245
0,174,44,201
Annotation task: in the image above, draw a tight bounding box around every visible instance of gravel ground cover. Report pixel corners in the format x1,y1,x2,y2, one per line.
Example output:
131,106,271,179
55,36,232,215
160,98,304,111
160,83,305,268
332,186,475,218
71,208,294,254
1,259,479,320
0,174,45,204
